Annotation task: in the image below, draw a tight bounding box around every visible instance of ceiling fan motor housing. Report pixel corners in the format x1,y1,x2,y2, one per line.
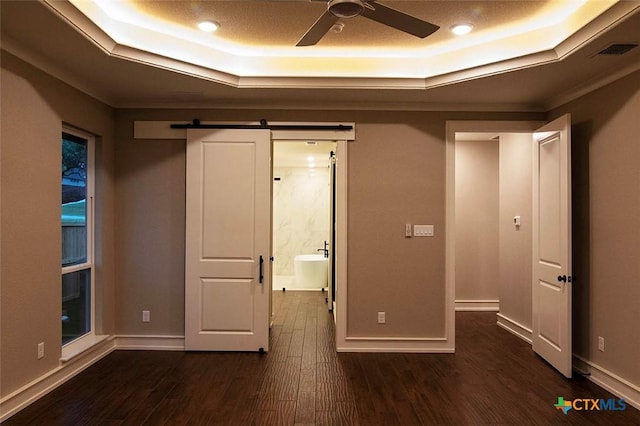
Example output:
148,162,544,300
329,0,365,18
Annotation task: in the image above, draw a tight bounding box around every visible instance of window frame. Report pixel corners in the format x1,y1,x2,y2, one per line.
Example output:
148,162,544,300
61,126,95,352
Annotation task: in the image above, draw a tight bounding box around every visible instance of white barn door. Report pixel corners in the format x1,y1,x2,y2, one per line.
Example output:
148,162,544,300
532,114,572,377
185,129,272,351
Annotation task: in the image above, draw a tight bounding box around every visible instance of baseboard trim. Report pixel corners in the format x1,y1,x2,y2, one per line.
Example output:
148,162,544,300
455,299,499,311
573,355,640,411
496,313,532,344
495,316,639,410
338,336,452,353
0,336,115,423
114,334,185,351
6,332,637,421
337,346,455,353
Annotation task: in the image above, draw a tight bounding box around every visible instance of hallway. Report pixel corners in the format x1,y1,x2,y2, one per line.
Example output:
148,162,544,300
5,291,638,425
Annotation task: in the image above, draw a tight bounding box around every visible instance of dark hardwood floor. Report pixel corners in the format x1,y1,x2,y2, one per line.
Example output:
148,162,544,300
4,291,639,425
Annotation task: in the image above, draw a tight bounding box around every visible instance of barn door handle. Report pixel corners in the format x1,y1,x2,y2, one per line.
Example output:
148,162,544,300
259,256,264,284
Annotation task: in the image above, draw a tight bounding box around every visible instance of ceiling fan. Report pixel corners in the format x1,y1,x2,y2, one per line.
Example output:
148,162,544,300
297,0,439,46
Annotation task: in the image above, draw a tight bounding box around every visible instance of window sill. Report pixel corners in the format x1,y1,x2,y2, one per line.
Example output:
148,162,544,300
61,334,110,363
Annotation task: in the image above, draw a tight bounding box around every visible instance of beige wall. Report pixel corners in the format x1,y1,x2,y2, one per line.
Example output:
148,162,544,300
114,132,186,335
455,140,499,301
497,133,533,328
550,70,640,384
113,109,540,340
347,120,447,337
0,52,116,397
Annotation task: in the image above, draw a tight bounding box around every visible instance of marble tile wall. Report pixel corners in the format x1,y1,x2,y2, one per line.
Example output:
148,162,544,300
273,167,331,277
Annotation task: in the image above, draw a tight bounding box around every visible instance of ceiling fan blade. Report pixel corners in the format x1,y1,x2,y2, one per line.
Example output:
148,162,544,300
297,11,340,46
361,1,439,38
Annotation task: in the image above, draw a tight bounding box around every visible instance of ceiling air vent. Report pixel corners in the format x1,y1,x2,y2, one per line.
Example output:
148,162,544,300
597,43,638,55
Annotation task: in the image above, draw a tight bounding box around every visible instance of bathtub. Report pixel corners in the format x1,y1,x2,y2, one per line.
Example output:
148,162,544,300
293,254,328,290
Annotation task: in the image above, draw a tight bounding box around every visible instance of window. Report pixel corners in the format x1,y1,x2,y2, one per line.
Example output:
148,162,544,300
61,128,94,347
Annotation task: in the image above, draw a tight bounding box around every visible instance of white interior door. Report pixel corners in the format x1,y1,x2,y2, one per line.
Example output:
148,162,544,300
185,129,272,351
532,114,572,377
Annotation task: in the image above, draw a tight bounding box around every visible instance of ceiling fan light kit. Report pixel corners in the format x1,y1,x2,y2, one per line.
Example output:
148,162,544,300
297,0,440,47
330,22,345,34
329,0,365,18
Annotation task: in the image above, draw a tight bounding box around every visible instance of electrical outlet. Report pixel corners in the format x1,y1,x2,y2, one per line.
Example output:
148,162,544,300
598,336,605,352
37,342,44,359
378,311,386,324
142,310,150,322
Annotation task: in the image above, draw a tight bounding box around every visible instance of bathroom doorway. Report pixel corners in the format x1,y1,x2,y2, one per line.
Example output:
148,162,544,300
272,141,337,311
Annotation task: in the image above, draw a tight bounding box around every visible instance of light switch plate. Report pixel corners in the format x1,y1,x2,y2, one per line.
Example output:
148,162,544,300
414,225,434,237
405,224,412,237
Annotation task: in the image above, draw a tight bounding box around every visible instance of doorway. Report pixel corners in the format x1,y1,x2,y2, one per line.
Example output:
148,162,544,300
446,121,543,350
447,121,542,338
132,120,353,352
272,141,337,309
446,118,574,378
453,134,500,313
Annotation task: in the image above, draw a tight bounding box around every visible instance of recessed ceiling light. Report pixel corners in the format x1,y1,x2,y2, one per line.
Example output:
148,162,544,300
450,24,473,36
197,21,219,33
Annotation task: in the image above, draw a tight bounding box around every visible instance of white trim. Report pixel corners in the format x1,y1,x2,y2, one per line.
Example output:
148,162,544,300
61,334,110,362
338,348,455,353
334,140,350,352
339,334,450,353
337,342,454,353
41,0,640,94
114,335,185,351
544,60,640,111
455,299,500,311
345,337,447,342
573,355,640,411
496,313,533,344
1,34,115,106
6,2,639,112
133,121,356,141
494,313,640,411
0,337,115,423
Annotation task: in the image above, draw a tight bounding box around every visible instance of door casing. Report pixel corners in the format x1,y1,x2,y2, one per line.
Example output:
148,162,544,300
133,121,353,352
445,120,545,351
447,118,573,378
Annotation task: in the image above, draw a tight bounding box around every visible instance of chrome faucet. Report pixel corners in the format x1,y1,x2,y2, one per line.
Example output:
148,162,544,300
317,240,329,258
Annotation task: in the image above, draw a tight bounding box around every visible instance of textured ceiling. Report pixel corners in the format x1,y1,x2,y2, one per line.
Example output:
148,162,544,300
128,1,552,49
1,1,639,110
61,0,621,80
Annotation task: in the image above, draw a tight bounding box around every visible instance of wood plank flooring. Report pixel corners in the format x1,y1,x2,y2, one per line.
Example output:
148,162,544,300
4,290,639,425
